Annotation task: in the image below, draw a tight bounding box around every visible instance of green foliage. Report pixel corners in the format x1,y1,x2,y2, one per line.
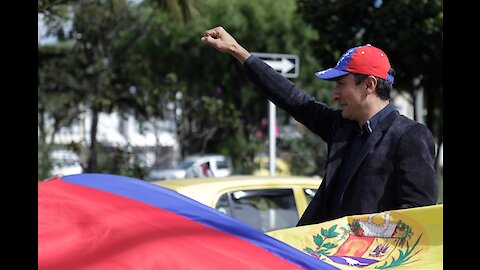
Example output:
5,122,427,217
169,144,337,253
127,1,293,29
187,0,331,171
37,0,348,177
38,141,54,180
281,127,328,176
215,128,260,174
95,145,148,179
123,0,329,173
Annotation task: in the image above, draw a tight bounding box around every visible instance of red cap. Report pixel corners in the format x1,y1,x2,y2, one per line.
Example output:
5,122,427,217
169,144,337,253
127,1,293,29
315,44,394,83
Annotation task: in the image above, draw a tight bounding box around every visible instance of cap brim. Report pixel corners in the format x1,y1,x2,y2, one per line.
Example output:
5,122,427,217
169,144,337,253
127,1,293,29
315,68,350,80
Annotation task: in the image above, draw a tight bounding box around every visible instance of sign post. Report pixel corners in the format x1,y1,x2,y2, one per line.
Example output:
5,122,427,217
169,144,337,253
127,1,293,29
252,52,299,176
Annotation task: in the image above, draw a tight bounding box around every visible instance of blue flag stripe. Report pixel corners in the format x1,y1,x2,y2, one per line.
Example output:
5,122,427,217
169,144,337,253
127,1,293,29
63,173,337,270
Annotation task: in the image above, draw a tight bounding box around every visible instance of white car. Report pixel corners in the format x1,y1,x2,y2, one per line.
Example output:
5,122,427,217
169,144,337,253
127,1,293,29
148,154,233,180
49,149,83,176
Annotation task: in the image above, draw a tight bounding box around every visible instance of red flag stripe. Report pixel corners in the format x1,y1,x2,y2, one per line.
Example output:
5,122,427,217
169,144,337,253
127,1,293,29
39,180,304,270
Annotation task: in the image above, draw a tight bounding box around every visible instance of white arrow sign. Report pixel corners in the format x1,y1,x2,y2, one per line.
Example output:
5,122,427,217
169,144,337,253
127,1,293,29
252,52,299,78
263,57,295,74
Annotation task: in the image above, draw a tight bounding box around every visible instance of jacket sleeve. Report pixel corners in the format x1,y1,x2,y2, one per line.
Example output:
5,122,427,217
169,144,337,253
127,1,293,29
395,123,438,207
243,55,342,141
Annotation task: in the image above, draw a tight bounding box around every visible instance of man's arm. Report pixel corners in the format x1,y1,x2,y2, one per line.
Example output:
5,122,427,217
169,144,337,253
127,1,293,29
201,26,251,64
200,26,342,140
396,124,438,207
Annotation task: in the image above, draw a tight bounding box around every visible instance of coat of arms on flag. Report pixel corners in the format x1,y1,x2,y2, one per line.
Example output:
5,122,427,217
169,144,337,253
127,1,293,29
267,205,442,269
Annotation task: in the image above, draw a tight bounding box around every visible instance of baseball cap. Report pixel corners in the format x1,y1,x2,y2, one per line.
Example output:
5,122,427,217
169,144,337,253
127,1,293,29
315,44,394,84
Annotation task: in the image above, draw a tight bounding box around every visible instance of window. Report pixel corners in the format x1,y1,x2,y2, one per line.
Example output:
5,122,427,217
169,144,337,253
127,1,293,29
216,194,231,216
303,188,317,204
215,189,298,232
175,161,194,169
215,159,229,169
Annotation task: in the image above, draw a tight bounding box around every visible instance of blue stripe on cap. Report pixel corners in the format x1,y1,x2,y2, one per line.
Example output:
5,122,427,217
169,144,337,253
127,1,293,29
315,68,350,80
336,46,358,71
387,74,394,84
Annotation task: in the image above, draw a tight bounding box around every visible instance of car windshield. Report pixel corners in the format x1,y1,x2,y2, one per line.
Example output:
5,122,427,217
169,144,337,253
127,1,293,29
174,160,195,169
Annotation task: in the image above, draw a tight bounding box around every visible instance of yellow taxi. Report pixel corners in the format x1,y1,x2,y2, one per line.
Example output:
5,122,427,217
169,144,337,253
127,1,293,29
151,175,321,232
252,156,291,176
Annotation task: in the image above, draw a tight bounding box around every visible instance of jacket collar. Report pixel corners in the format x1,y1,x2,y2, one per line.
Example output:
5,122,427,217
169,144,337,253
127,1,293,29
324,110,399,195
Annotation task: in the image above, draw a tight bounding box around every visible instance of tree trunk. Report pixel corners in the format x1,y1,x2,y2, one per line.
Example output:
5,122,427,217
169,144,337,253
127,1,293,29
86,109,99,173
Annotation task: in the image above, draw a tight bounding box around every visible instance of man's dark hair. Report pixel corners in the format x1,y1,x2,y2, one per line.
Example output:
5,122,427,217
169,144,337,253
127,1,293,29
353,67,395,101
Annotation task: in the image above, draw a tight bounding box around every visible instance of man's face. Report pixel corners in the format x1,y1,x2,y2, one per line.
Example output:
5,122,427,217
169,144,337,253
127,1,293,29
331,74,366,122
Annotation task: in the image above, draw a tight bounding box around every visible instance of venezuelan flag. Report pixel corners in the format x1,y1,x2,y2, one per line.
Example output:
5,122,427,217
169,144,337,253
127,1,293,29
38,174,338,269
267,204,443,269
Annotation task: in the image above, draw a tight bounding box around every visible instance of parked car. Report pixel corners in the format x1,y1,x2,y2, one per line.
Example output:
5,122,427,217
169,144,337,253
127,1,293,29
152,175,321,232
49,149,83,176
148,154,233,180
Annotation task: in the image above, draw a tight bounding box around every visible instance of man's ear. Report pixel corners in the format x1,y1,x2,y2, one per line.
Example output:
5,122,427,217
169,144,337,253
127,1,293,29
365,75,378,93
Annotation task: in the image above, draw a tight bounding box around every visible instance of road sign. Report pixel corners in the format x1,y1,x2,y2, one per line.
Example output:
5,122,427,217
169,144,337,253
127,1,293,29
251,52,300,175
252,52,299,78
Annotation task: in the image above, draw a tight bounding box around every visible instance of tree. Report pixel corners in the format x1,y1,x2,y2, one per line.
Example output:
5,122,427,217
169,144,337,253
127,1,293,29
38,0,199,178
122,0,330,173
38,0,334,177
38,42,86,179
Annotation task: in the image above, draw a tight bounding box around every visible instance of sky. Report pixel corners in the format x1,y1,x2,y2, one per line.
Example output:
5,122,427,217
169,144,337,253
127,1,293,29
38,14,57,45
38,12,74,45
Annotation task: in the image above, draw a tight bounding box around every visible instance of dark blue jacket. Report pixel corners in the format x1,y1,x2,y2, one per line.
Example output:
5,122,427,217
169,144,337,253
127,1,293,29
243,55,438,225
